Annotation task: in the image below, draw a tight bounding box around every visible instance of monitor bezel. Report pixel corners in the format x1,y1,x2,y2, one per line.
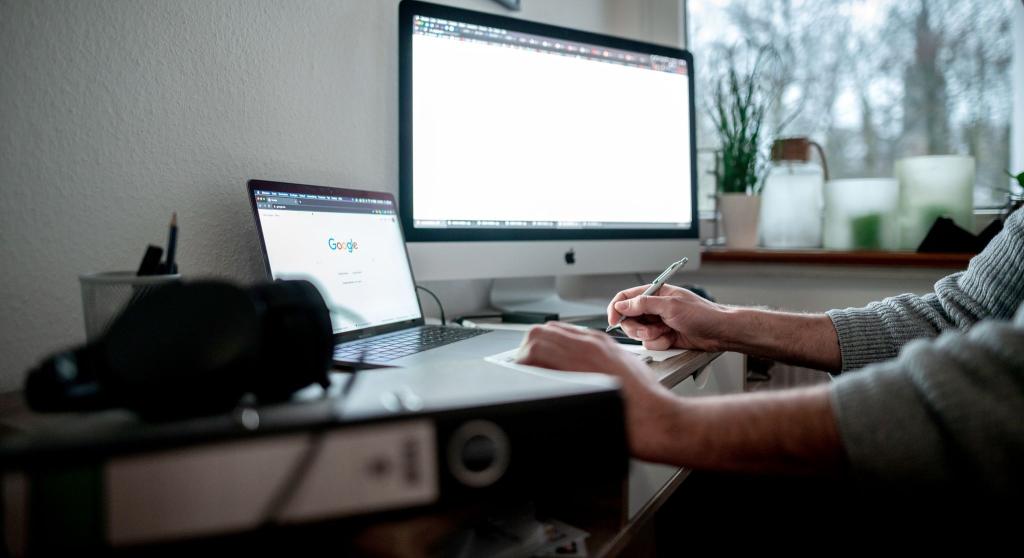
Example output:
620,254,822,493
246,179,426,342
399,0,700,243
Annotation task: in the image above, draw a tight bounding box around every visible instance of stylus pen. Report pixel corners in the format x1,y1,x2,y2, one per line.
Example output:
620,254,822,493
606,257,689,332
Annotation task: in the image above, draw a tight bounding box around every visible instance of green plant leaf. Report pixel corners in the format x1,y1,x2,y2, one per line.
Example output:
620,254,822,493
708,47,786,195
1009,170,1024,189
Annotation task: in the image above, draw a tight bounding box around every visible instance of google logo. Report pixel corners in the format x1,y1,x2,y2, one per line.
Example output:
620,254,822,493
328,238,359,253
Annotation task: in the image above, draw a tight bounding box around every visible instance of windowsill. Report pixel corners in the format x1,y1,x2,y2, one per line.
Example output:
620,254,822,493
701,247,974,268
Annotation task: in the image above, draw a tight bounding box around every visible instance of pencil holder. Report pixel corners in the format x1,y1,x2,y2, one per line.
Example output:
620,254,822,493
79,271,182,341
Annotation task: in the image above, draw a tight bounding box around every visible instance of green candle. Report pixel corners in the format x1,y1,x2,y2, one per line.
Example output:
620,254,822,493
851,213,883,250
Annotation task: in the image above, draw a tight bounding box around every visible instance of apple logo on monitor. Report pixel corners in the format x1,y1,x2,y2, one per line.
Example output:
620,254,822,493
564,249,575,265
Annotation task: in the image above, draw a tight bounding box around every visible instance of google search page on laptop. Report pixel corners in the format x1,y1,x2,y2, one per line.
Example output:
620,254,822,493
256,201,421,333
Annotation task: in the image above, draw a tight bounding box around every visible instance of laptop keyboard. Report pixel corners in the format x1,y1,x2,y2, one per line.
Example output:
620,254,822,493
334,326,491,363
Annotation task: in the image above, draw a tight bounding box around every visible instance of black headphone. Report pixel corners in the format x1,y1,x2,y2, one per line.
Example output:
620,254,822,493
25,280,333,420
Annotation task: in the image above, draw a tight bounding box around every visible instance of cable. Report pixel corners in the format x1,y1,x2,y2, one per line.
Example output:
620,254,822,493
260,350,367,528
415,285,446,325
260,429,326,528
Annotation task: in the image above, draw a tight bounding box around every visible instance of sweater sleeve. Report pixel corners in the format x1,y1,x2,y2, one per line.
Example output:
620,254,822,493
826,208,1024,371
829,306,1024,494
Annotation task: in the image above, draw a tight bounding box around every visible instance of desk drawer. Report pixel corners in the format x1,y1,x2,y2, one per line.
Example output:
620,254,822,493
674,351,744,398
627,353,744,520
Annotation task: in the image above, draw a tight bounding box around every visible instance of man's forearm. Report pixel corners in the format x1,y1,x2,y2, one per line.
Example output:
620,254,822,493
708,307,842,372
649,385,847,475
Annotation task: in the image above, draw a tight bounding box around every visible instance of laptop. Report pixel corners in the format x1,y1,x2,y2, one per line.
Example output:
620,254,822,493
247,179,521,368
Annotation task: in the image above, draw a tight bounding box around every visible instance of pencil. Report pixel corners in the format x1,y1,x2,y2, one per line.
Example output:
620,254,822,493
165,212,178,274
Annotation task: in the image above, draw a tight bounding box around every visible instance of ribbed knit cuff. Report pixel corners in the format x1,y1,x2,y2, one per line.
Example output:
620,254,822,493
958,209,1024,320
826,307,899,372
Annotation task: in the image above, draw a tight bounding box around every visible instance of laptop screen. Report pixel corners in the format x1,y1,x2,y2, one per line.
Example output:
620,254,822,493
252,186,422,334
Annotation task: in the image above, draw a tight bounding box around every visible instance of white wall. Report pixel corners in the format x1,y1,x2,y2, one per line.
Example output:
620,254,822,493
0,0,618,391
564,263,948,312
0,0,966,394
605,0,684,47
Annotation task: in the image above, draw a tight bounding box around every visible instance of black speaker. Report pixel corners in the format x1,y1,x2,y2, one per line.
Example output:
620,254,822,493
25,280,333,420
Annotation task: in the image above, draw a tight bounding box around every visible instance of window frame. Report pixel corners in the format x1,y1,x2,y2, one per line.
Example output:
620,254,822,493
681,0,1024,210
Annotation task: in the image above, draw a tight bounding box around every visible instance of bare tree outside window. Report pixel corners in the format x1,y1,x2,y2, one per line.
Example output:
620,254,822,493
689,0,1015,209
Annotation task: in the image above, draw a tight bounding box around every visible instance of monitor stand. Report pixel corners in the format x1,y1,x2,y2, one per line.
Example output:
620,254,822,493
490,277,606,319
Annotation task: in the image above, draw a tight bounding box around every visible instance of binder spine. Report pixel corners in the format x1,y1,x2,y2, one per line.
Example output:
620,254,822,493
3,392,627,553
5,419,439,552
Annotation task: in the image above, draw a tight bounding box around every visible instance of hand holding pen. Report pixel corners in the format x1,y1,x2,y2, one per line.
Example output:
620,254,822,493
607,257,688,332
606,259,734,352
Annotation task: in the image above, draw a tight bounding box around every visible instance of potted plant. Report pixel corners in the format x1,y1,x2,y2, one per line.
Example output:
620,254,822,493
710,50,774,248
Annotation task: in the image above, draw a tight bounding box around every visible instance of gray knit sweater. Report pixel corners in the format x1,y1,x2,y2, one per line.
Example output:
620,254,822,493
827,208,1024,492
827,208,1024,372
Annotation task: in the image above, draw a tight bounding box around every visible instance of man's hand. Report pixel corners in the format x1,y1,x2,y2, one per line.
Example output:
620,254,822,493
608,284,726,351
516,322,679,462
516,323,845,475
609,283,842,371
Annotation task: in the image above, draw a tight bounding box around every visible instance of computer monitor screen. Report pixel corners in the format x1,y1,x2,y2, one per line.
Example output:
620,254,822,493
400,1,697,242
250,183,422,334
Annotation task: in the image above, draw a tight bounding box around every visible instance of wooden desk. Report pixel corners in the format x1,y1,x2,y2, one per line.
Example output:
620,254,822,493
345,350,737,558
702,246,973,269
591,350,739,557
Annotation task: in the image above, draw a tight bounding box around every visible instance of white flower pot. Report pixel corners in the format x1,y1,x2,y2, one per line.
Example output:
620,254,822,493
719,194,761,249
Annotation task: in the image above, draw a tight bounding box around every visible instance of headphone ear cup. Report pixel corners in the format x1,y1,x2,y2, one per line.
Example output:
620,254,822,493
23,280,332,419
24,342,111,412
102,282,262,419
248,280,333,402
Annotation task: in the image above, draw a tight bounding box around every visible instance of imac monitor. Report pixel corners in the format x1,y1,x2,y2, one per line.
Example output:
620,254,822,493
399,1,700,315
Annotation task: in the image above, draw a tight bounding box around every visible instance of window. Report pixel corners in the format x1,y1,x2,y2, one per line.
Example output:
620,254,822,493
687,0,1016,210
